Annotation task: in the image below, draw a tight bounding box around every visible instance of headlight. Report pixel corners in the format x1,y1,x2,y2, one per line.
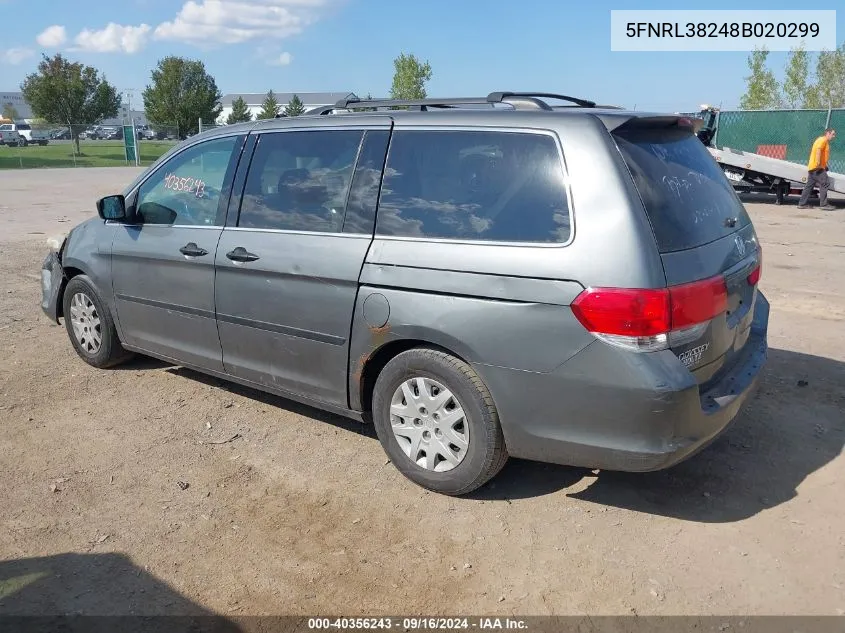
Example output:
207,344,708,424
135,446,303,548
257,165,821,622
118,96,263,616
46,233,67,252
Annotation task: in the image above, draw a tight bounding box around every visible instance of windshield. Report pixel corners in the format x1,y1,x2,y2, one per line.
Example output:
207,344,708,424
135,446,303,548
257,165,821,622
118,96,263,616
614,126,751,253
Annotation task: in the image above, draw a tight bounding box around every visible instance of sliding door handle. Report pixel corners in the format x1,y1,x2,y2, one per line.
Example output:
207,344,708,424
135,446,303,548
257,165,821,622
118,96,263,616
179,242,208,257
226,247,260,263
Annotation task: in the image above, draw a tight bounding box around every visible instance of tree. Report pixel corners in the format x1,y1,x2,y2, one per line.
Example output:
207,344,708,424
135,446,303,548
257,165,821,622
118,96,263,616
284,94,305,117
226,96,253,124
739,48,781,110
805,44,845,109
20,53,120,152
142,56,222,138
256,90,280,119
782,43,811,109
390,52,432,100
2,103,19,121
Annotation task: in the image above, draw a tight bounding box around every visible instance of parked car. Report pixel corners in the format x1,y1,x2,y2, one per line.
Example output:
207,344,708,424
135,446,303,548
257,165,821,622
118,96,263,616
40,91,768,496
0,122,36,146
99,126,121,140
0,122,50,146
0,123,30,146
0,128,22,146
29,129,51,146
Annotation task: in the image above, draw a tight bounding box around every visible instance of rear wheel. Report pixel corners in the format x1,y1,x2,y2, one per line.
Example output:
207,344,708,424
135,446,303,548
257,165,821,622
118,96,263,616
372,348,508,496
62,275,133,369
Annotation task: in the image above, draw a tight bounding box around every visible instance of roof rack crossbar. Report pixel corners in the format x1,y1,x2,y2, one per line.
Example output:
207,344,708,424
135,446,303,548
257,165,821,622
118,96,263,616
487,92,597,108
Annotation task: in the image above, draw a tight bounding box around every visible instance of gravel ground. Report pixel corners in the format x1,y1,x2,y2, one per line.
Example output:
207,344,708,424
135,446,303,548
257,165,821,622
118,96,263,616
1,167,843,618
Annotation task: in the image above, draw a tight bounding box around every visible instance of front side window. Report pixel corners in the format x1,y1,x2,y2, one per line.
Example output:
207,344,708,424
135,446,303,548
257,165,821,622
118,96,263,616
135,136,239,226
376,130,571,243
238,130,364,232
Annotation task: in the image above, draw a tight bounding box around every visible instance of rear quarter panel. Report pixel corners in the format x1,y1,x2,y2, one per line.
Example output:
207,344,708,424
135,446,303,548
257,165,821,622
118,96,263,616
348,113,667,411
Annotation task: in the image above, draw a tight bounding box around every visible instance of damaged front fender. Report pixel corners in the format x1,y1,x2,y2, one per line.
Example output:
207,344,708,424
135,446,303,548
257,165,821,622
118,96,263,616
40,249,65,324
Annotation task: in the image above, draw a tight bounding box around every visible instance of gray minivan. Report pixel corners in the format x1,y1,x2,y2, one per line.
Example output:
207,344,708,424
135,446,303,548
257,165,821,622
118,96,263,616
41,92,768,495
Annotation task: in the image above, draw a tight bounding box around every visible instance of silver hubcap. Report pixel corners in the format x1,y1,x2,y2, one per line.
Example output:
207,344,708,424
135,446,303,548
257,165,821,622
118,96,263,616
390,377,469,472
69,292,102,354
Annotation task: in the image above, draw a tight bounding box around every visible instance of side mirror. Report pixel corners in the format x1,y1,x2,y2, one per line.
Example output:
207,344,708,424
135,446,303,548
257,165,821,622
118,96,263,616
96,194,127,221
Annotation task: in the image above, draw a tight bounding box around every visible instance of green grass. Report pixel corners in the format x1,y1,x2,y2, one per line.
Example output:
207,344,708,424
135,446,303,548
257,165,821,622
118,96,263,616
0,140,176,169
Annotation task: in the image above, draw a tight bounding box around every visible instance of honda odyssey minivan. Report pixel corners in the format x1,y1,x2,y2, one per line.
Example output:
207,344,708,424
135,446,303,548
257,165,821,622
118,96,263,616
41,91,767,495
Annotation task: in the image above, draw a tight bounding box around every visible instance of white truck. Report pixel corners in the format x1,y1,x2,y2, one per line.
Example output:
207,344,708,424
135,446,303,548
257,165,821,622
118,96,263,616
0,127,23,147
0,122,51,146
694,105,844,204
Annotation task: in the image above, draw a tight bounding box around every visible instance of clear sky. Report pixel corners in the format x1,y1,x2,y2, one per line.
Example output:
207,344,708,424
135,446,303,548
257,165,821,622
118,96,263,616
0,0,841,111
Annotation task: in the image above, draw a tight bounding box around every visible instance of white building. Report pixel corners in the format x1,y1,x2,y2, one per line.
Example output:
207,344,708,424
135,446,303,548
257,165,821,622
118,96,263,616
0,92,34,120
1,91,146,126
218,91,358,123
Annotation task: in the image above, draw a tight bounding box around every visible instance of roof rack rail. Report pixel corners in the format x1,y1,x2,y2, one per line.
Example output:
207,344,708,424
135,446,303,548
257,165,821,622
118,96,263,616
552,103,624,110
304,98,494,116
487,92,597,108
303,92,599,116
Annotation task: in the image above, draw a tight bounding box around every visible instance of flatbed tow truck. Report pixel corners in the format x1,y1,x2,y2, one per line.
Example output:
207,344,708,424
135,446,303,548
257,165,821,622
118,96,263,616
694,105,845,204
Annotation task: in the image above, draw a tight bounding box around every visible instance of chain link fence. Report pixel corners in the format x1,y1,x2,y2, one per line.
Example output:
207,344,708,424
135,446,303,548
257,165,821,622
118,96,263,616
708,108,844,174
198,119,226,134
0,122,180,169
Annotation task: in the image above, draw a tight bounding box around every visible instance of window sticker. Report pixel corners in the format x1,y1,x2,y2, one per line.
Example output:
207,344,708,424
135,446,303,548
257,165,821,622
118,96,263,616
163,173,206,198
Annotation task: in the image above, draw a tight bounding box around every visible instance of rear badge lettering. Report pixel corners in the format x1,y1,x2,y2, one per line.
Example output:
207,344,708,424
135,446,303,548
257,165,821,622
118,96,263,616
679,343,709,368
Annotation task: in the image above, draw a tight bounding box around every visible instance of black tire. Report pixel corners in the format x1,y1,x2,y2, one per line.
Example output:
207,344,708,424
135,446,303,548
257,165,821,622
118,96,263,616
372,347,508,496
62,275,133,369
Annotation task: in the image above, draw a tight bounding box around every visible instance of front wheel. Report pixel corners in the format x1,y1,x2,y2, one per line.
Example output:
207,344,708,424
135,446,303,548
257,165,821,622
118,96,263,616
372,348,508,496
62,275,134,369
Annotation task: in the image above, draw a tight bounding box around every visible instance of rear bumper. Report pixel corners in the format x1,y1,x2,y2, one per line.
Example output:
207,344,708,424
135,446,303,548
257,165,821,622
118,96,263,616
41,250,64,324
475,292,770,472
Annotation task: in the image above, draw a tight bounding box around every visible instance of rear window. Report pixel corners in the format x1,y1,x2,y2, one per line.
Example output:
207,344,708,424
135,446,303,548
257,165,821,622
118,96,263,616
376,130,570,243
614,126,751,253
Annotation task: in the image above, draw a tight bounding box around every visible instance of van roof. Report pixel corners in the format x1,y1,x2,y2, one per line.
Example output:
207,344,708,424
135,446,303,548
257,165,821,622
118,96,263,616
194,92,689,141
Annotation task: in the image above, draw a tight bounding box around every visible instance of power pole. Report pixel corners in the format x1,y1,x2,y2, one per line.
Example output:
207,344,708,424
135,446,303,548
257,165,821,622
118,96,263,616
123,88,137,123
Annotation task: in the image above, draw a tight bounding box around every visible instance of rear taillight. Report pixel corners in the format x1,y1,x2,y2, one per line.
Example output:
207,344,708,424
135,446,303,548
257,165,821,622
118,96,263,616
571,275,728,352
670,276,728,328
747,249,762,286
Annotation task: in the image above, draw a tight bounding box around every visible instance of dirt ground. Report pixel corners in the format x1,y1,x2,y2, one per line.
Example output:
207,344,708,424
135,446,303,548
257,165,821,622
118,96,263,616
0,167,843,618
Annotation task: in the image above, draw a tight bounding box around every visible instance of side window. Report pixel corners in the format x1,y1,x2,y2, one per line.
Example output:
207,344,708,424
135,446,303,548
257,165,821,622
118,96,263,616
343,130,390,234
135,136,239,226
238,130,364,232
376,130,571,244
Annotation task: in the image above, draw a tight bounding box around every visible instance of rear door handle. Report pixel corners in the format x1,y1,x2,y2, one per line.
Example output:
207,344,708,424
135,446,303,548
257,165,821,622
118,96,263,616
179,242,208,257
226,246,260,263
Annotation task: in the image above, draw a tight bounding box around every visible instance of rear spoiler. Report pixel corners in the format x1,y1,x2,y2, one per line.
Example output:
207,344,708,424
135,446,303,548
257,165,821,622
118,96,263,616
604,114,703,134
